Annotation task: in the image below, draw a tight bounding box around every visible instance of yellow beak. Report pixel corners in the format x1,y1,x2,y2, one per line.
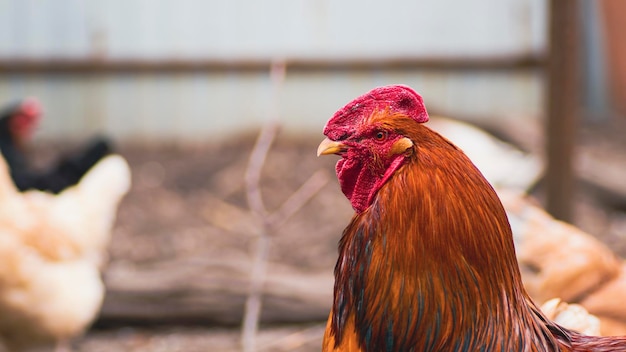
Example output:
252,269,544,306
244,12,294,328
317,137,347,156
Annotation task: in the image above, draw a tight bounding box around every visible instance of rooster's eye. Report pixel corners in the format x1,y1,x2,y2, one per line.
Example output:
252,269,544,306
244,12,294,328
374,131,387,141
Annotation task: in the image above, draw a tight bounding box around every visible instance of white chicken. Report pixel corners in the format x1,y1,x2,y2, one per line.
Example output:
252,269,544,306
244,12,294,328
0,152,131,352
428,115,543,191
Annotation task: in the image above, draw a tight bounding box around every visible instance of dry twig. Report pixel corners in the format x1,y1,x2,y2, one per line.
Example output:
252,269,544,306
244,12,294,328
242,122,278,352
241,60,329,352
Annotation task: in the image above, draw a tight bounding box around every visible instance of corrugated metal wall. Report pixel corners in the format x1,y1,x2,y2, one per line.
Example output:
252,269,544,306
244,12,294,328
0,0,547,141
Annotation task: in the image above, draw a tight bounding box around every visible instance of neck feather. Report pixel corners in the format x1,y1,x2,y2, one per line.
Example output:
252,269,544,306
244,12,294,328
331,130,565,351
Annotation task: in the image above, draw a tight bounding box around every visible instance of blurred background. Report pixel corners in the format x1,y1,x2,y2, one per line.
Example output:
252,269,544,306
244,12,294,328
2,0,552,138
1,0,626,351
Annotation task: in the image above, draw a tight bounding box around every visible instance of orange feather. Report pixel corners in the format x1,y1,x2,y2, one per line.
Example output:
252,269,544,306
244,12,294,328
320,106,626,351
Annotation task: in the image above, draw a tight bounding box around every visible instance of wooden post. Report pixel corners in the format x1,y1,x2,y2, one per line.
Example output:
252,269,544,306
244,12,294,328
545,0,580,222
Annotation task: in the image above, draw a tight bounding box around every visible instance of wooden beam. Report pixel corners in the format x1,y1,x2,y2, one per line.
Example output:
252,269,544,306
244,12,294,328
0,55,544,74
545,0,580,221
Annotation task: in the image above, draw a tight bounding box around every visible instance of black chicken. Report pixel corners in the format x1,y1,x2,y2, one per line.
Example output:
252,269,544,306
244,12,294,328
0,98,112,193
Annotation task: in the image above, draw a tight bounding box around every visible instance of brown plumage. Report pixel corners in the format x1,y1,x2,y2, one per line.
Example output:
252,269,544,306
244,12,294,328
317,85,626,351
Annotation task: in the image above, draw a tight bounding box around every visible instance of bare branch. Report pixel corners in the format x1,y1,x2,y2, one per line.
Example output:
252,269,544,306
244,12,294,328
241,59,328,352
268,169,330,230
244,59,286,222
241,59,287,352
241,233,271,352
244,122,279,220
202,193,259,237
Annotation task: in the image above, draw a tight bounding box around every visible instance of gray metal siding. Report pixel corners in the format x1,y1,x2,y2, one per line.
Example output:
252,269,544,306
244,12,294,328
0,0,547,140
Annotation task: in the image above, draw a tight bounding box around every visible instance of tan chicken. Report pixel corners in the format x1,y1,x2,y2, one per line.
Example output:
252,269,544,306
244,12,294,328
0,152,131,351
501,190,621,304
501,189,626,336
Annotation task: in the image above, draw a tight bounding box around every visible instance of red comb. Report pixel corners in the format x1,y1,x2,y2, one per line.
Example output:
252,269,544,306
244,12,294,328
323,85,429,140
20,98,42,117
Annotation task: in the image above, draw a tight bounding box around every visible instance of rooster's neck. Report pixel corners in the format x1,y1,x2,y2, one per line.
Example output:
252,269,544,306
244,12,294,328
330,135,566,351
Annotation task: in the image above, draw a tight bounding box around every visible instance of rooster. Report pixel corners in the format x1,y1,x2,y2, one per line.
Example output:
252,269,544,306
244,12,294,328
317,85,626,351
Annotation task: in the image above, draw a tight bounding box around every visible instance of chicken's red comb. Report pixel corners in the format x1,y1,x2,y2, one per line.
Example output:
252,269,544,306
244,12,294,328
323,84,429,140
20,97,42,117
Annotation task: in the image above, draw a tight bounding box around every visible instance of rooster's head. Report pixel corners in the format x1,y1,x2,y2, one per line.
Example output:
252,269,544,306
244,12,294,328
317,85,429,213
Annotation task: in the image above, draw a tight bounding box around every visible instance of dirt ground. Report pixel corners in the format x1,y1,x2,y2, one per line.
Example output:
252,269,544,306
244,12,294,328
69,133,347,352
30,119,626,352
75,323,327,352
